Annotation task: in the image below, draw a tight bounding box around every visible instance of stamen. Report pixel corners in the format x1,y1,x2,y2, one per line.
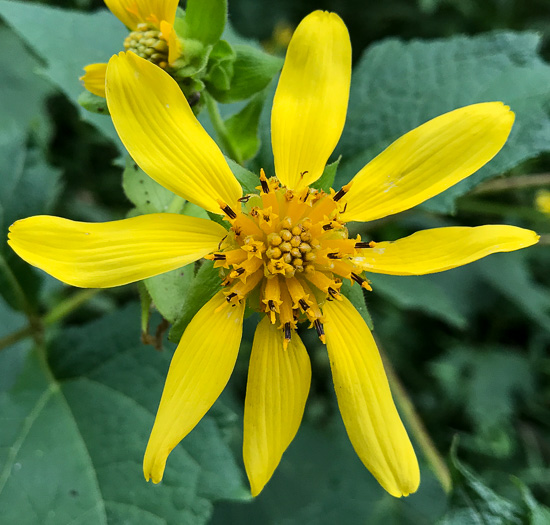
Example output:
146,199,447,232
284,322,292,342
219,201,237,219
298,298,310,311
314,319,326,343
327,252,341,260
351,272,372,290
260,168,270,193
226,292,237,302
333,182,352,202
268,300,276,311
355,241,373,249
328,287,340,299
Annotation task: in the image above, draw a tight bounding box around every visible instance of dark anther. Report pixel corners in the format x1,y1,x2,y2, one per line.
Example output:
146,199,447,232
221,204,237,219
314,319,325,338
355,241,372,249
342,203,348,213
260,178,269,193
234,267,245,276
226,292,237,302
217,235,227,250
213,253,226,261
284,322,292,341
300,170,309,178
351,272,366,286
299,299,310,311
268,300,276,311
333,186,349,202
328,287,339,298
327,252,341,259
322,222,334,231
238,195,252,202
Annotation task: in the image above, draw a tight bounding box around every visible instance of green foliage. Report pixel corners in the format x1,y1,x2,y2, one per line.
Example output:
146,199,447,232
0,0,125,148
336,32,550,212
341,279,374,330
208,45,283,103
311,156,341,192
0,305,248,525
77,90,109,115
183,0,227,46
226,157,260,195
169,261,221,343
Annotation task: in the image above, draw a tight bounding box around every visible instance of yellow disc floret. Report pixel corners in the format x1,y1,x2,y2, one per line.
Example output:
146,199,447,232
124,23,169,69
206,169,374,348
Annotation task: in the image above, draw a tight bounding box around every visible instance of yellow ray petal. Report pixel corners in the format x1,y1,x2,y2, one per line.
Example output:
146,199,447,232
243,317,311,496
80,63,107,98
342,103,515,222
106,52,242,214
353,225,539,276
104,0,178,30
323,296,419,497
144,292,245,483
8,214,227,288
160,20,182,65
271,10,351,190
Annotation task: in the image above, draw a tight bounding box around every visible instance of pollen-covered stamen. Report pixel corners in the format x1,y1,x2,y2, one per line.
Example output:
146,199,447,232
313,319,326,343
259,168,270,194
333,182,353,202
124,23,169,68
218,201,237,220
355,241,375,249
351,272,373,290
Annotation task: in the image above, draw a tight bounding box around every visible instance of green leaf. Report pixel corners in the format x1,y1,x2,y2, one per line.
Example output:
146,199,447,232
209,45,283,103
169,261,221,343
341,279,374,330
337,32,550,213
0,0,125,149
77,90,109,115
0,25,54,137
516,480,550,525
144,266,194,324
184,0,227,46
0,305,247,524
369,274,468,329
223,91,266,162
311,156,341,192
440,442,523,524
122,157,178,215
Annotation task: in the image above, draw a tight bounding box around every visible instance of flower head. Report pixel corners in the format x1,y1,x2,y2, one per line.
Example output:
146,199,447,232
81,0,181,98
9,11,539,498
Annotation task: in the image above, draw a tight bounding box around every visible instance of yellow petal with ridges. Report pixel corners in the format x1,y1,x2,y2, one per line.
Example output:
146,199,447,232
243,317,311,496
8,214,227,288
80,63,107,98
323,296,419,497
271,10,351,190
144,292,245,483
342,103,515,222
352,225,539,275
106,52,242,214
104,0,178,30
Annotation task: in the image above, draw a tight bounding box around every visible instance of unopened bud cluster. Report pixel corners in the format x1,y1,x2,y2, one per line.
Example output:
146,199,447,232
124,23,169,69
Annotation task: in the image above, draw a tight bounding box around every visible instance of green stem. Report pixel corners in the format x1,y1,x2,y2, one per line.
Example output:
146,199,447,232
380,347,453,494
43,289,100,325
457,198,546,220
471,173,550,194
0,289,101,352
0,254,35,319
205,92,243,165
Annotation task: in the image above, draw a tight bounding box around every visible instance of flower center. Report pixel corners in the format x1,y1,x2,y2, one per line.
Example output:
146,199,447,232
207,170,374,347
124,23,169,69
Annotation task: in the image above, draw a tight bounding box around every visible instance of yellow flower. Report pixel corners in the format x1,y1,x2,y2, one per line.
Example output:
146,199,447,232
9,11,539,498
80,0,181,98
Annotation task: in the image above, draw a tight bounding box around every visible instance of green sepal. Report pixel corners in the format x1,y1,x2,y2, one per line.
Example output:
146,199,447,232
183,0,227,46
222,91,266,162
77,90,109,115
209,44,283,103
311,156,341,192
226,157,259,195
121,157,175,214
341,280,374,330
144,266,194,324
204,40,236,92
171,38,210,78
169,261,222,342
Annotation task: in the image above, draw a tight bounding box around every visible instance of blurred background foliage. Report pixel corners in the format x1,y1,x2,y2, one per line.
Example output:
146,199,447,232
0,0,549,523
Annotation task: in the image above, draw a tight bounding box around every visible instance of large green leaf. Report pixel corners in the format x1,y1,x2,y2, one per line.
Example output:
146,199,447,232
0,0,125,148
0,305,248,524
337,32,550,213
